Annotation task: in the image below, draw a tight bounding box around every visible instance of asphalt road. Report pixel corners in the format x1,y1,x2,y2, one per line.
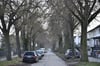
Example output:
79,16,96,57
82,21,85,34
30,52,68,66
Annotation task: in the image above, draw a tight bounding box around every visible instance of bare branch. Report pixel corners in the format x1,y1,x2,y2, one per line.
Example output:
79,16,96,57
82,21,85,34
9,0,25,19
89,0,96,15
65,3,83,23
70,0,85,20
73,22,80,30
88,8,100,24
0,26,3,31
0,15,6,31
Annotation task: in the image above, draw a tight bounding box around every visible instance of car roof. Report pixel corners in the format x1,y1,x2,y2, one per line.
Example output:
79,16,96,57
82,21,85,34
24,51,36,53
24,51,37,55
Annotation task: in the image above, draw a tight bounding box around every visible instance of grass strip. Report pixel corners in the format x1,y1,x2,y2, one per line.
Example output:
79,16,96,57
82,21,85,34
0,57,22,66
77,62,100,66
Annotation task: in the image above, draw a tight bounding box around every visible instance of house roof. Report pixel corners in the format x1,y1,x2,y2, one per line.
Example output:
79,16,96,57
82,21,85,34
93,36,100,39
88,25,100,33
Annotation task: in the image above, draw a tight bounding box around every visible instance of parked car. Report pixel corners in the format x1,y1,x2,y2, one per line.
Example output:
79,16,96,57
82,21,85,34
37,49,44,57
39,48,46,53
22,51,39,63
65,49,80,59
36,50,44,59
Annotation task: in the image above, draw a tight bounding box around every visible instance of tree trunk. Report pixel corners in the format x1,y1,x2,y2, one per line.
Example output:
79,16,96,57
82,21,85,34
32,40,35,50
58,36,63,53
21,30,28,51
63,34,70,53
4,33,12,61
52,43,56,51
15,28,21,58
28,38,32,51
24,38,28,51
80,23,88,62
70,28,75,57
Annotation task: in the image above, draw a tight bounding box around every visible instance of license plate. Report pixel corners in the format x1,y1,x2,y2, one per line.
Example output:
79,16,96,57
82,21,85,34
27,56,32,58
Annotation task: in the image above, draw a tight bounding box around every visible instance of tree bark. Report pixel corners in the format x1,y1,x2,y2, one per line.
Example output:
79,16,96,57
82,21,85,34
21,29,28,51
70,29,75,56
15,28,21,58
80,23,88,62
4,33,12,60
32,40,35,50
63,34,70,53
58,36,63,53
24,38,28,51
28,37,32,51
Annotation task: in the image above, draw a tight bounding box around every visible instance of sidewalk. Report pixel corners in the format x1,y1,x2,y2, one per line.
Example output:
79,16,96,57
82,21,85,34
89,57,100,62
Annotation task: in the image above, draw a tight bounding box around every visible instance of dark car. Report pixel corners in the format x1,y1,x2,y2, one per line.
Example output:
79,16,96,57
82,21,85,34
65,49,80,59
22,51,39,63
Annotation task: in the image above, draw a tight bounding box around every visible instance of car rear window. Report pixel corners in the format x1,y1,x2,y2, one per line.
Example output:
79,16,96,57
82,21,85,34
24,52,35,56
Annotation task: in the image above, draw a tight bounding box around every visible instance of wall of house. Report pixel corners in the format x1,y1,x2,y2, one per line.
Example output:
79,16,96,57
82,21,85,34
87,26,100,47
74,25,100,48
87,27,100,38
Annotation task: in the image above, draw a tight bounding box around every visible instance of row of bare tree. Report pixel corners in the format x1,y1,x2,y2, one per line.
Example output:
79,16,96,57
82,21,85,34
0,0,100,62
47,0,100,62
0,0,48,61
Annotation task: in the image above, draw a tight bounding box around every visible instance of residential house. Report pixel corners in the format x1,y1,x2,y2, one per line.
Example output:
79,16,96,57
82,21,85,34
74,25,100,57
87,25,100,48
87,25,100,57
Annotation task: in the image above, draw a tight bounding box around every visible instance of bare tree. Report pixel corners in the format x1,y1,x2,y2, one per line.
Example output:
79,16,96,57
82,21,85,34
20,0,47,51
47,0,79,54
64,0,100,62
0,0,27,60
